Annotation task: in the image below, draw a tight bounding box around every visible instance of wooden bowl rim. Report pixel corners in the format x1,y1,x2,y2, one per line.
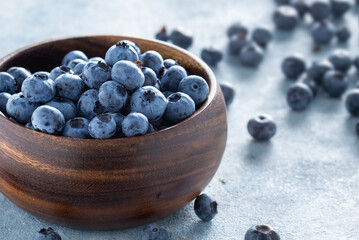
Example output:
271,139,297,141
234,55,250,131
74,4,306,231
0,35,218,141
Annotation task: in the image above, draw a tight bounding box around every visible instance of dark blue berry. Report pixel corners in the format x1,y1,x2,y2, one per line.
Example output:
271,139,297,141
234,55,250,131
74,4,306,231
299,76,318,96
322,70,348,97
287,82,313,110
163,59,177,69
252,26,273,48
194,193,217,221
247,114,277,141
141,50,164,76
105,41,139,66
245,225,280,240
72,61,86,75
220,81,235,106
328,49,352,73
61,50,88,66
160,65,187,92
0,92,11,115
98,80,128,112
45,97,77,121
82,61,111,89
63,117,90,139
281,54,306,80
49,66,73,80
88,113,116,139
356,121,359,137
162,91,174,98
309,0,331,21
0,72,17,94
111,60,144,92
291,0,309,18
55,73,85,101
307,60,334,84
170,27,193,49
117,40,141,56
25,121,36,130
109,112,125,138
6,93,40,123
178,75,209,105
131,86,167,121
121,112,149,137
345,89,359,116
140,223,171,240
155,26,169,41
310,20,336,45
273,5,299,30
228,34,250,55
336,26,351,42
31,106,65,134
67,58,87,70
353,56,359,71
331,0,353,18
227,22,248,37
142,67,157,86
164,92,195,123
239,42,264,67
201,47,223,66
77,89,105,119
21,73,56,103
34,227,61,240
7,66,31,92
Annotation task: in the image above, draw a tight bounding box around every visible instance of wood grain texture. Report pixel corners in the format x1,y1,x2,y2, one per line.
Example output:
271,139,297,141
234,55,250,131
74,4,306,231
0,35,227,230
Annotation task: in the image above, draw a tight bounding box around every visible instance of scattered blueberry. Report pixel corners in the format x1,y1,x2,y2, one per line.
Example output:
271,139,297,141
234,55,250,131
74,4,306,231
62,117,90,139
105,41,139,66
67,58,87,70
239,42,264,67
0,92,11,114
328,49,352,73
345,89,359,116
121,112,149,137
309,0,331,21
201,47,223,66
163,59,177,69
6,93,40,123
0,72,17,94
88,113,116,139
220,81,235,106
49,65,73,80
336,26,351,42
140,223,171,240
287,82,313,110
247,114,277,141
194,193,218,221
34,227,61,240
244,225,280,240
252,26,273,48
353,56,359,71
164,92,195,123
111,60,144,92
98,80,128,112
281,54,306,79
228,34,250,55
160,65,187,92
322,70,348,97
45,97,77,121
291,0,309,18
82,61,111,89
170,27,193,49
299,76,318,96
141,50,164,75
310,20,336,45
227,22,248,37
55,73,85,101
178,75,209,105
61,50,88,66
307,60,334,84
7,66,31,92
273,5,299,30
77,89,105,119
331,0,353,18
31,106,65,134
356,121,359,137
21,73,56,103
155,26,169,41
131,86,167,121
108,112,125,137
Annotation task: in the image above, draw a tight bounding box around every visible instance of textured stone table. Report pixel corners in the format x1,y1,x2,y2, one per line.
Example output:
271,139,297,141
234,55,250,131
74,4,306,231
1,0,359,239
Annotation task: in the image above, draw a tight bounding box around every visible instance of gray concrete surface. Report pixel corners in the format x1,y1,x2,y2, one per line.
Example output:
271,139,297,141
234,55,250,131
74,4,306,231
1,0,359,239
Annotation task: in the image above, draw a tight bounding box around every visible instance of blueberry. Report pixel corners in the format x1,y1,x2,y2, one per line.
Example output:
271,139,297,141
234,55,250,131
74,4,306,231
7,66,31,92
140,223,171,240
287,82,313,110
63,117,90,139
131,86,167,121
194,193,217,221
55,73,85,101
34,227,61,240
273,5,299,30
356,121,359,137
170,27,193,49
201,47,223,66
239,42,264,67
0,92,11,114
117,40,141,56
345,89,359,116
178,75,209,105
291,0,309,18
61,50,88,66
331,0,353,18
228,34,251,55
322,70,348,97
162,91,174,98
31,106,65,134
244,225,280,240
164,92,195,123
227,22,248,37
353,56,359,71
21,73,56,103
310,20,336,45
281,54,306,79
252,26,273,48
328,49,352,73
45,97,77,121
160,65,187,92
67,58,87,70
307,60,333,84
309,0,331,21
299,76,318,96
336,26,351,42
49,65,73,80
108,112,125,137
88,57,105,63
0,72,17,94
247,114,277,141
121,112,149,137
163,59,177,69
275,0,291,4
142,67,157,86
111,60,144,92
105,41,139,66
77,89,105,119
88,113,116,139
98,80,128,112
82,61,111,89
141,50,164,76
155,26,169,41
72,61,86,75
220,81,235,106
6,93,40,123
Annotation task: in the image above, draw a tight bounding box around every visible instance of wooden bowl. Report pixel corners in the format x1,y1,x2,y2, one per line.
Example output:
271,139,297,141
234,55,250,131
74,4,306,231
0,35,227,230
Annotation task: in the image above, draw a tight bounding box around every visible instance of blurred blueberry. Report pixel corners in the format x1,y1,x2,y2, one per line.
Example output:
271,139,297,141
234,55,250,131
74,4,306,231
63,117,90,139
170,27,193,49
49,65,73,80
122,112,149,137
309,0,331,21
356,121,359,137
61,50,88,66
88,113,117,139
34,227,61,240
21,73,56,103
328,49,352,73
273,5,299,30
155,26,169,41
0,92,11,115
299,76,318,96
281,54,306,79
141,50,164,76
140,223,171,240
245,225,280,240
111,60,144,92
7,66,31,92
252,26,273,48
353,56,359,71
178,75,209,105
160,65,187,92
247,114,277,141
194,194,218,221
164,92,195,123
239,42,264,67
0,72,17,94
228,34,251,55
331,0,353,18
227,22,248,37
98,80,128,112
45,97,77,121
142,67,157,86
220,81,236,106
77,89,105,119
322,70,348,97
310,20,336,45
345,89,359,116
55,73,85,101
307,60,333,84
105,41,139,66
6,93,40,123
82,61,111,89
201,47,223,66
31,105,65,134
291,0,309,18
287,82,313,110
336,26,351,42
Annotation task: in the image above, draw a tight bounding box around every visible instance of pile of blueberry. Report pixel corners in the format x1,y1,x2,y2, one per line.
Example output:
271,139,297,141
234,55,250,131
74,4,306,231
0,40,210,139
273,0,354,47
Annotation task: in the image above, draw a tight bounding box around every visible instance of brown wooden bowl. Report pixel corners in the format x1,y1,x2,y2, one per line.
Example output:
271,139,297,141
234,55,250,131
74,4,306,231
0,35,227,230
